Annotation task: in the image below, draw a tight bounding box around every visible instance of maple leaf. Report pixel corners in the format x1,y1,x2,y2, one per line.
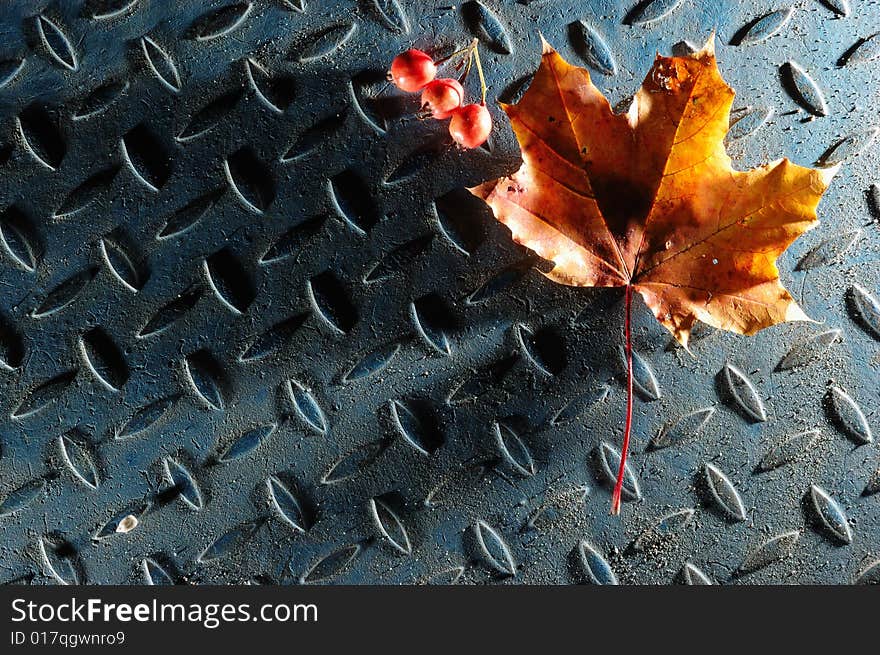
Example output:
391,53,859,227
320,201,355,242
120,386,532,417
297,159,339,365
470,36,836,514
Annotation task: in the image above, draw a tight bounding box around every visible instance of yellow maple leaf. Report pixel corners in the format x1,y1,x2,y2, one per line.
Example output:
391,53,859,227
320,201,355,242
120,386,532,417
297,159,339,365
470,36,836,513
471,36,836,349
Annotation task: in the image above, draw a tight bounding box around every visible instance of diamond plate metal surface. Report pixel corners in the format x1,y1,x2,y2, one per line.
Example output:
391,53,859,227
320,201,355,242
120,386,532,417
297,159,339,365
0,0,878,586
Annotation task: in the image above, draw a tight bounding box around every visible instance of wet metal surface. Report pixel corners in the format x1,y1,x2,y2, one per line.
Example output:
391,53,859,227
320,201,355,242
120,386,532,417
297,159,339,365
0,0,878,585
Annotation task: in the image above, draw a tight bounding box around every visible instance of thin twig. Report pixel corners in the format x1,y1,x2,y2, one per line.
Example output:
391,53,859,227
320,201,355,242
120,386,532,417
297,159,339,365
472,42,487,105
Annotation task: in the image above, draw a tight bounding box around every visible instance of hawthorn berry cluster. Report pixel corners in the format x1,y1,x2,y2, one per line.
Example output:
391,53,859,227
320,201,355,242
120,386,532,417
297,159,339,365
389,45,493,149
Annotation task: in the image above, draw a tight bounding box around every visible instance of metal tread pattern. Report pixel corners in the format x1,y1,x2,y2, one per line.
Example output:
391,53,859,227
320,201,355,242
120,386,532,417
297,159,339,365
0,0,878,585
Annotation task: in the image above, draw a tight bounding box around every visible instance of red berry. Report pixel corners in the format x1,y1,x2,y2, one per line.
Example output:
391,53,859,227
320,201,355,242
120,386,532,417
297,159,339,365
449,104,492,148
420,78,464,119
390,49,436,92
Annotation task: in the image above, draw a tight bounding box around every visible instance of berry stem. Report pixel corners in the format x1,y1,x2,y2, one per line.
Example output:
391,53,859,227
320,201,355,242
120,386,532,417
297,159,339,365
610,283,634,516
472,42,487,104
438,39,479,66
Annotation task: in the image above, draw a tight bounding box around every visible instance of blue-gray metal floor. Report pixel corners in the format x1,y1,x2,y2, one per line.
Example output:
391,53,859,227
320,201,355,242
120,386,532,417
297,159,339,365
0,0,878,585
